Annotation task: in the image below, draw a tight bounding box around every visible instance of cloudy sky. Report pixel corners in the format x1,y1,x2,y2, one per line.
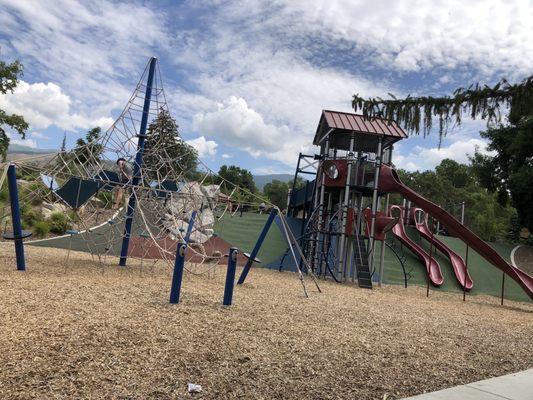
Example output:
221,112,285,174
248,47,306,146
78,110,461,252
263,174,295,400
0,0,531,174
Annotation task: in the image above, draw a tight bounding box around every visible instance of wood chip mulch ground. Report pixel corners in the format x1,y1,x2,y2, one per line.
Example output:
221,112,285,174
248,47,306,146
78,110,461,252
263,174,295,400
0,243,532,399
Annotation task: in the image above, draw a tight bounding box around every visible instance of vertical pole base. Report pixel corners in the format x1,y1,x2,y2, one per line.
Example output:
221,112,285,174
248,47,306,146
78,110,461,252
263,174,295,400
223,248,238,306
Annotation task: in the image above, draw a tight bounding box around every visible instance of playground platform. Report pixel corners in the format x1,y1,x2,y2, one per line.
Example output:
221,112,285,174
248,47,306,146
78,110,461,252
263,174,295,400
402,369,533,399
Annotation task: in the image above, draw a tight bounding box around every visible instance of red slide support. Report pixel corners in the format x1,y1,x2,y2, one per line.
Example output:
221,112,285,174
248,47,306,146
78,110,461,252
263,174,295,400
389,205,444,286
380,164,533,300
413,208,474,290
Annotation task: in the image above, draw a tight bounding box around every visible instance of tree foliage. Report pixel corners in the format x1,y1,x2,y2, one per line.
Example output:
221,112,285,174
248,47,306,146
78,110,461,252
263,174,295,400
72,127,104,164
143,109,198,178
352,75,533,143
263,180,289,209
471,116,533,231
218,165,257,194
0,59,29,160
396,158,515,242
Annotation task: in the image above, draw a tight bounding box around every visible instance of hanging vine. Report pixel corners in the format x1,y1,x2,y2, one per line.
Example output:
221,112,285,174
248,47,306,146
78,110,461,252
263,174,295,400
352,75,533,143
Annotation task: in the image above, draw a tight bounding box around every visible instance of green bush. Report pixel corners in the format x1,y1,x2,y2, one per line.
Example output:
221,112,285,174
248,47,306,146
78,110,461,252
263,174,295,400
49,212,70,235
33,221,50,237
0,185,7,201
22,208,43,227
97,191,113,208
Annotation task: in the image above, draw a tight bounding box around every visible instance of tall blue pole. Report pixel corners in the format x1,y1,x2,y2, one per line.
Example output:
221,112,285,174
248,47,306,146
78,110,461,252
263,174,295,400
184,210,197,243
223,247,238,306
170,241,186,304
7,164,26,271
119,57,157,266
237,208,278,284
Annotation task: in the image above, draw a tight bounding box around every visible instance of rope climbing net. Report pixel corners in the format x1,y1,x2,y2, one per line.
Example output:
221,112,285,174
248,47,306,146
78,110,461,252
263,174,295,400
0,58,320,296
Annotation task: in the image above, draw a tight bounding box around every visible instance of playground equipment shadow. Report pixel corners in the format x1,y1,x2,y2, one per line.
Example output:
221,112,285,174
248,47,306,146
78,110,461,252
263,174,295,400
0,243,531,399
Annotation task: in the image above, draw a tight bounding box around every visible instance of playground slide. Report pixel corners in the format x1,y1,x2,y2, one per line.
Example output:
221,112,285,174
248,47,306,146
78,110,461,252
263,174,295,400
380,165,533,300
413,208,473,290
389,205,444,286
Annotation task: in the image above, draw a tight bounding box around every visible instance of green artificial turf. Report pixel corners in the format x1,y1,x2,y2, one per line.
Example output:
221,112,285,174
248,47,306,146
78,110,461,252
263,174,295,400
213,212,288,266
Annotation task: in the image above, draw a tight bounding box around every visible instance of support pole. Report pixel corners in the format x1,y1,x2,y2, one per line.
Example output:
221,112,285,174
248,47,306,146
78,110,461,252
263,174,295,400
184,210,197,243
337,134,355,281
237,208,278,284
6,164,26,271
316,138,330,275
223,247,238,306
463,245,469,301
427,217,435,298
460,201,465,225
368,136,383,274
501,272,505,306
119,57,157,266
169,241,186,304
378,193,390,286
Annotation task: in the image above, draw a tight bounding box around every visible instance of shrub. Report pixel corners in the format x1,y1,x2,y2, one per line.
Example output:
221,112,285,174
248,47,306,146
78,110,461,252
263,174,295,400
33,221,50,237
49,212,70,235
22,208,42,227
0,185,7,201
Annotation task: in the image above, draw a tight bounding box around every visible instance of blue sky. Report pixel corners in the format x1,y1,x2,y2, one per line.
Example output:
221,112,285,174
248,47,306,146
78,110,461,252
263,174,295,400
0,0,531,174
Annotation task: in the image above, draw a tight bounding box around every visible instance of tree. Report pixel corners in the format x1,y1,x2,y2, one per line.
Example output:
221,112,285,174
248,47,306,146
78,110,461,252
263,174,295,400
218,165,257,194
353,75,533,143
143,109,198,178
435,159,471,188
264,180,289,209
471,116,533,231
73,127,104,164
397,159,515,242
0,59,29,160
60,131,67,153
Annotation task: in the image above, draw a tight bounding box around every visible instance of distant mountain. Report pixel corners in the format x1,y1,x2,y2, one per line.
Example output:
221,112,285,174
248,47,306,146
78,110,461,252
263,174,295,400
254,174,293,191
8,143,56,154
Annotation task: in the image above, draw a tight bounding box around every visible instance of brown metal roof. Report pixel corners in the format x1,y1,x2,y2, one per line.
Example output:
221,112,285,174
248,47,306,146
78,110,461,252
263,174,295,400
322,110,407,138
313,110,407,151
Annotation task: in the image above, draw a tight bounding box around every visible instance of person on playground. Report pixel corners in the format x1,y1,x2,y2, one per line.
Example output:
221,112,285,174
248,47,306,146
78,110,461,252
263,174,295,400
113,157,132,209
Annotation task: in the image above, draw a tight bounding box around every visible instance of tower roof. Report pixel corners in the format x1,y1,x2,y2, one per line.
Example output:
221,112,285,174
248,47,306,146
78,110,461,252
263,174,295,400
313,110,407,151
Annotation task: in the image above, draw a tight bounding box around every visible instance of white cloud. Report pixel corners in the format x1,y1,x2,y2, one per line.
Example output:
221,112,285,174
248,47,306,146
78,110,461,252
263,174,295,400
234,0,533,79
7,135,38,149
222,153,232,159
29,131,49,140
185,136,218,158
193,96,312,165
393,138,495,172
0,80,113,131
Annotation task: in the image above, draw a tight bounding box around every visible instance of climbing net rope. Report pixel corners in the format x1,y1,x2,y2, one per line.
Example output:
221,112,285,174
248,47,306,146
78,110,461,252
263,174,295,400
0,58,320,296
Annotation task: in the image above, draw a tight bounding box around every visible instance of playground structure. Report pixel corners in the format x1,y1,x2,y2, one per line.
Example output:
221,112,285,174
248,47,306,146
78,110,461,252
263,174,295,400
0,56,531,304
0,57,321,304
287,110,533,300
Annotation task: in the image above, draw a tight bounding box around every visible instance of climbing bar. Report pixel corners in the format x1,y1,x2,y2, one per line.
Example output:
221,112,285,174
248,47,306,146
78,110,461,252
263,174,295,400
223,247,239,306
169,241,187,304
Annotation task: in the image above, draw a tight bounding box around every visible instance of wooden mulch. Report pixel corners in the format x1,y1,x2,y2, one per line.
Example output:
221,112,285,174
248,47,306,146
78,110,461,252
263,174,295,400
0,243,531,399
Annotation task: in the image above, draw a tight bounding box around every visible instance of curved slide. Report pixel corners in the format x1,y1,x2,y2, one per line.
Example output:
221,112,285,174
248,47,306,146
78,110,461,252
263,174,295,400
380,165,533,300
413,208,473,290
389,205,444,286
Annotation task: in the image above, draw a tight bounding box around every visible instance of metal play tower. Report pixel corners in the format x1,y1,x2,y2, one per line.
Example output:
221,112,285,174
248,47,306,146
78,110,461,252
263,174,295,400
287,110,407,288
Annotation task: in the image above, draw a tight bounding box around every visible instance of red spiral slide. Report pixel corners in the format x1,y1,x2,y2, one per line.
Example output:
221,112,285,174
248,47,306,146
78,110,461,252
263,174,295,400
379,164,533,300
413,207,474,290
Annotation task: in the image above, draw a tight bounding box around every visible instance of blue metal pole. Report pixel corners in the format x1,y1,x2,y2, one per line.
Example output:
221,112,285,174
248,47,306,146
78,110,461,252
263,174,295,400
184,210,197,243
119,57,157,266
237,208,278,284
7,164,25,271
223,247,238,306
169,241,186,304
